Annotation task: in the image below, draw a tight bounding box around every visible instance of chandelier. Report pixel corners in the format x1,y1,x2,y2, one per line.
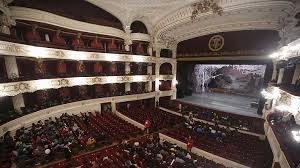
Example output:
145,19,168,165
191,0,223,20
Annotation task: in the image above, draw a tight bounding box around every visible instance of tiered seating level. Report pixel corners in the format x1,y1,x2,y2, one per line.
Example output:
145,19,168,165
0,30,174,125
0,111,142,167
162,126,273,168
266,112,300,168
87,112,141,140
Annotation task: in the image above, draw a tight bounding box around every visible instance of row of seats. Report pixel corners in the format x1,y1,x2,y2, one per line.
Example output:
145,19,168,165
45,134,228,168
119,104,273,167
0,111,141,168
162,101,265,134
120,108,184,131
162,124,272,168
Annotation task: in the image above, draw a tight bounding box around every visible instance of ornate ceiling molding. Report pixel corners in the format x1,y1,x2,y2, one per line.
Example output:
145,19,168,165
86,0,197,32
0,40,175,64
10,7,126,39
154,0,295,43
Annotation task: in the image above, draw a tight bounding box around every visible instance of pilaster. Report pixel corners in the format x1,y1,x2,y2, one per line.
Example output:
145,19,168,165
4,56,19,79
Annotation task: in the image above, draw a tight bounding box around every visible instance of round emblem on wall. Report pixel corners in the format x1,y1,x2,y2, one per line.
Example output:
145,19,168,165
208,35,224,51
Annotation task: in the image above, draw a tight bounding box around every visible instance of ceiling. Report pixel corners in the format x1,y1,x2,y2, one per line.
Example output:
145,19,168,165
75,0,300,46
85,0,197,31
9,0,300,46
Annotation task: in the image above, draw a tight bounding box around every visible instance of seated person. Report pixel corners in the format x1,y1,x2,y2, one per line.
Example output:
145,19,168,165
86,136,96,149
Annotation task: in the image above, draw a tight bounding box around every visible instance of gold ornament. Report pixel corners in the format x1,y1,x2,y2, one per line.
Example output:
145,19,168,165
208,35,224,52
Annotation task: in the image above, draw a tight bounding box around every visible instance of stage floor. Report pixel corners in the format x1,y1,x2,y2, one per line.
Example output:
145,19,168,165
178,92,262,118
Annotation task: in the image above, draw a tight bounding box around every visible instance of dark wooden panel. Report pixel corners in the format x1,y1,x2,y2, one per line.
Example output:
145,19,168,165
177,30,280,58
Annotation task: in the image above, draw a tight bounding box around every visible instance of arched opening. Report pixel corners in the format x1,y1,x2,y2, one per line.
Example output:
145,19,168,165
160,49,173,58
130,21,148,34
160,63,173,75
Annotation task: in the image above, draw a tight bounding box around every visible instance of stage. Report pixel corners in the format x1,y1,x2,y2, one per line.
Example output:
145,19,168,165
178,92,262,118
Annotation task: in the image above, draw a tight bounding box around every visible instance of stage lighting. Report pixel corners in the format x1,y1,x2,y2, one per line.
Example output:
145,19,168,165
291,130,300,143
261,87,281,100
269,52,279,59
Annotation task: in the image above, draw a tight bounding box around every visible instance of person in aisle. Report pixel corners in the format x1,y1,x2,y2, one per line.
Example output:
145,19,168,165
144,118,151,134
186,135,193,152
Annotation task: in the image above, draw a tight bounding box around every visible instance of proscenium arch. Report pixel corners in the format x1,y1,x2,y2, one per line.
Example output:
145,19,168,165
153,0,295,43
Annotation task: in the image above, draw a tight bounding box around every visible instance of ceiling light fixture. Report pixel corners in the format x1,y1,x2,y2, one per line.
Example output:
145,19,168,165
191,0,223,20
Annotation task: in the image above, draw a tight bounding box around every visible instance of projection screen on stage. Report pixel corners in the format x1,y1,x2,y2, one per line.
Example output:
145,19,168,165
191,64,266,97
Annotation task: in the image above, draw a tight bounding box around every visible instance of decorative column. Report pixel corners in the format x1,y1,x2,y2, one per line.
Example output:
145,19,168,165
12,94,25,114
271,61,278,82
4,56,19,79
147,64,153,92
171,46,177,59
111,100,116,113
292,64,300,84
171,62,177,99
124,26,132,52
155,47,162,58
171,44,177,99
0,1,16,35
155,62,160,105
277,68,285,84
125,62,131,92
99,103,102,114
4,56,25,113
148,41,153,56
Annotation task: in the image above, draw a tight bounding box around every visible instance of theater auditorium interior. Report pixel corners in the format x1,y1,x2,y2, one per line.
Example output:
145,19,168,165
0,0,299,168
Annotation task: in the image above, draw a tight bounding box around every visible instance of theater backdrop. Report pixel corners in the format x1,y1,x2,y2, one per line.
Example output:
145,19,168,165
191,64,266,97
